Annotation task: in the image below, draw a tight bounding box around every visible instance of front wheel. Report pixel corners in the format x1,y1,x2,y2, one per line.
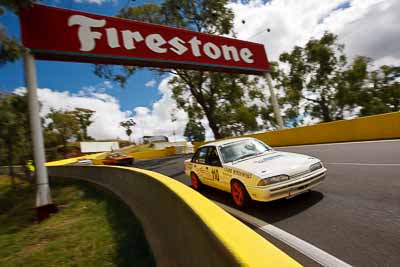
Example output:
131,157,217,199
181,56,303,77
231,181,250,208
191,173,202,190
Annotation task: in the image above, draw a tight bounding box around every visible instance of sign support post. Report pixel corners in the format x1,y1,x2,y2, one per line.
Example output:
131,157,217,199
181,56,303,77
265,72,284,129
24,52,57,221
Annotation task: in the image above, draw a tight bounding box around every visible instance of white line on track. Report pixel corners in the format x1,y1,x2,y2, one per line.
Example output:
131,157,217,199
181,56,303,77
276,139,400,148
214,201,352,267
325,162,400,166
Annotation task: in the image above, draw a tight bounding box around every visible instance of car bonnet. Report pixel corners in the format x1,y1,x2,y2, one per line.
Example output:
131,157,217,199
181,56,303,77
227,151,319,178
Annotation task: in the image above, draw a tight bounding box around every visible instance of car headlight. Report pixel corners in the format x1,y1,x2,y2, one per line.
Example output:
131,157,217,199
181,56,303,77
309,162,322,172
258,175,289,186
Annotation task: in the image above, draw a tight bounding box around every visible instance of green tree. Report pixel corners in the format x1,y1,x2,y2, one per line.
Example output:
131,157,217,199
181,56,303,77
69,108,95,141
279,32,368,122
357,65,400,115
120,119,136,142
184,119,205,142
46,109,80,158
95,0,267,139
0,93,31,188
0,0,40,64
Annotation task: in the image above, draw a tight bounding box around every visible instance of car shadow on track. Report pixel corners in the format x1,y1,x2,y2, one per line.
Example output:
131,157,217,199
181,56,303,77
198,186,324,224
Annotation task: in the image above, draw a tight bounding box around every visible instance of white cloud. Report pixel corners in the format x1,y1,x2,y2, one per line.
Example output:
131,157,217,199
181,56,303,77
131,77,190,142
229,0,400,66
17,1,398,143
14,87,132,141
13,79,195,142
127,0,399,140
145,79,157,88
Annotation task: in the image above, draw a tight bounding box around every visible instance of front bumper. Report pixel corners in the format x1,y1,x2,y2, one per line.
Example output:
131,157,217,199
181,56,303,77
247,168,327,202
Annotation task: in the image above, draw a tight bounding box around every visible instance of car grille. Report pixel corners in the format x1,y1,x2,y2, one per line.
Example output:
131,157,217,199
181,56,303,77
271,171,325,192
290,170,311,179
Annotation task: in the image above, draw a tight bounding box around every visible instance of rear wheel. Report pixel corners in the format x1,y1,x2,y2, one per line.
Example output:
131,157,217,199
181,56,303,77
191,173,202,190
231,180,250,208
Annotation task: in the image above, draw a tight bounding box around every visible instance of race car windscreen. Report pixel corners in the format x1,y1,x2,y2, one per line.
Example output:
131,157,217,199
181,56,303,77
219,139,272,163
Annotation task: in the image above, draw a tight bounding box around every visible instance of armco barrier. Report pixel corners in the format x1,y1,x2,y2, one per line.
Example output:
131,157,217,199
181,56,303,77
48,165,300,267
194,112,400,149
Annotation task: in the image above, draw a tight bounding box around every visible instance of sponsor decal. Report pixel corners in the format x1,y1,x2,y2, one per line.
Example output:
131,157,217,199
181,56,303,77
233,169,252,179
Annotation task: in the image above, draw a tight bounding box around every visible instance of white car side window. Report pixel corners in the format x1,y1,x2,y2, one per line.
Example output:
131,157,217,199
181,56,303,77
192,147,208,164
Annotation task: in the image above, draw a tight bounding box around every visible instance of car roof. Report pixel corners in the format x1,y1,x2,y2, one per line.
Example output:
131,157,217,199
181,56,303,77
199,137,254,148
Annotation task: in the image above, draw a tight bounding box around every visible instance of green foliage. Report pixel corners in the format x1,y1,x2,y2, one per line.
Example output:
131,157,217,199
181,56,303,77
0,1,39,64
0,31,25,65
0,177,155,267
278,32,399,122
357,65,400,116
97,0,265,139
46,109,80,158
68,108,95,141
170,70,262,138
183,119,205,141
0,93,31,167
279,32,368,122
120,119,136,141
0,0,39,13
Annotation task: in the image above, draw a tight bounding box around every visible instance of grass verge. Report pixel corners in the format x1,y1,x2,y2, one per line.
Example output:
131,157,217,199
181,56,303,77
0,175,155,267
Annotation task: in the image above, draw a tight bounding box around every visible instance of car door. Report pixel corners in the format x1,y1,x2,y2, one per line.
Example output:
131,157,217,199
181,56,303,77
206,146,229,191
191,147,213,185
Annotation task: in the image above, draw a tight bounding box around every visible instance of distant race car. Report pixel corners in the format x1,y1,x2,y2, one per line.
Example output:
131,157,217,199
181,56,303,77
185,137,327,208
76,158,93,165
102,152,134,166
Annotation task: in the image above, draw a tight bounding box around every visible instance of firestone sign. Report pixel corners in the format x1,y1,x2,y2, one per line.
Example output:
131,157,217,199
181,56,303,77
20,5,270,74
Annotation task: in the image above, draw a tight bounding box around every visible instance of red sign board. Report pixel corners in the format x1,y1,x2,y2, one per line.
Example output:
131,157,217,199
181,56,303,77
20,4,270,74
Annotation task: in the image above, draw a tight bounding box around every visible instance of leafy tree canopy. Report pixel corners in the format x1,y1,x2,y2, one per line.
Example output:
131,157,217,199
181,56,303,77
46,109,80,158
183,118,205,142
0,0,40,64
279,32,366,122
96,0,267,139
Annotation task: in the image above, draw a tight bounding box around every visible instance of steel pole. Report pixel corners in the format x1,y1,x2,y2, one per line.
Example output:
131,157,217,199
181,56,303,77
265,72,284,129
24,52,55,219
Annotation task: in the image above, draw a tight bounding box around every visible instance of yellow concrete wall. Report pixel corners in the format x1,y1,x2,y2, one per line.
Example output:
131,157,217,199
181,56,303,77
129,147,176,160
46,152,107,166
46,147,177,166
248,112,400,147
48,165,300,267
194,112,400,149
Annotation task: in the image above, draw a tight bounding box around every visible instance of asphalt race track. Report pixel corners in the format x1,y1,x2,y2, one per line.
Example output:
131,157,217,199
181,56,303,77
132,140,400,267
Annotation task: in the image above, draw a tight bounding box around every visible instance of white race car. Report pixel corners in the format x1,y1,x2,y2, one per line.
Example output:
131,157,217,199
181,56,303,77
185,137,327,207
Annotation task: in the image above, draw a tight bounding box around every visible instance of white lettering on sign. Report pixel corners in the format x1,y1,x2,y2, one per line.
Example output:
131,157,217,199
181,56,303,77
222,45,240,61
240,48,254,63
203,42,221,59
68,15,256,64
106,28,120,48
188,37,202,57
168,37,188,55
145,34,167,53
121,30,144,50
68,15,105,52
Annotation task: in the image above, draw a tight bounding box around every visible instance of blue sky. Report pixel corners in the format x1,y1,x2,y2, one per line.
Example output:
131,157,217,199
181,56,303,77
0,0,163,111
1,0,398,141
